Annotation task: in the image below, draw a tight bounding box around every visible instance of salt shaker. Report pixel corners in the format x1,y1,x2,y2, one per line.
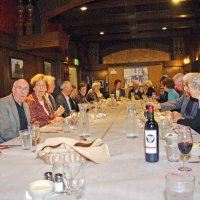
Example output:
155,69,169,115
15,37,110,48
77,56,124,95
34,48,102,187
44,172,53,181
54,173,64,193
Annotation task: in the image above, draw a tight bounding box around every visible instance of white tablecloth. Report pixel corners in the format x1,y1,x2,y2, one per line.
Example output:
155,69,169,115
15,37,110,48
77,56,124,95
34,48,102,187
0,103,200,200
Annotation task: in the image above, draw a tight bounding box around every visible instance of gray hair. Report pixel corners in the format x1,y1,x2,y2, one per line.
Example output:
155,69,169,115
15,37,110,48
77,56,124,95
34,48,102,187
92,82,100,90
46,75,55,86
173,73,184,83
60,81,71,90
183,73,200,90
144,80,153,87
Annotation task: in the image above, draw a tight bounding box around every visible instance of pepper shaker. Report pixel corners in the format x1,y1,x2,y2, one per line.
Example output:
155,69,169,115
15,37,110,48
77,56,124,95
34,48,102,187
44,172,53,181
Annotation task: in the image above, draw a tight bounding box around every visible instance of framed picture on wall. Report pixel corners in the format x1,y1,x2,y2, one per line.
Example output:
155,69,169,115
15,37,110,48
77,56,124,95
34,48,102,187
95,80,104,88
10,58,24,79
44,61,52,75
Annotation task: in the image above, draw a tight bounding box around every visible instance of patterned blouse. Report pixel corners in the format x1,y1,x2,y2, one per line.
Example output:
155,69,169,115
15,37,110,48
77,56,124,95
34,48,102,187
26,92,53,127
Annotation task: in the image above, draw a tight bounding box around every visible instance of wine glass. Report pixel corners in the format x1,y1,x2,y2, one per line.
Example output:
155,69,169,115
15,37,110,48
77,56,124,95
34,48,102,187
63,161,85,200
177,126,193,172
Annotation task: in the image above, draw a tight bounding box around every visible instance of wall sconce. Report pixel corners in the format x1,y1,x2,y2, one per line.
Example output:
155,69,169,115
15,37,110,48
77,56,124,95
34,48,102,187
195,53,199,61
183,57,190,65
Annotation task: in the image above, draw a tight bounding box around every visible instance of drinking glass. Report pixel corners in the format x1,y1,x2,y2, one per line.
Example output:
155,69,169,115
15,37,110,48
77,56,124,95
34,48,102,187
165,172,195,200
19,129,31,150
29,124,40,152
177,126,193,172
64,161,85,199
159,118,170,140
69,110,79,129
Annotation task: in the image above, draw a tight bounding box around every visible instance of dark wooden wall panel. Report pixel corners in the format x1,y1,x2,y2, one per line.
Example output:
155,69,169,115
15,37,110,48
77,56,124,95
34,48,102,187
0,31,78,98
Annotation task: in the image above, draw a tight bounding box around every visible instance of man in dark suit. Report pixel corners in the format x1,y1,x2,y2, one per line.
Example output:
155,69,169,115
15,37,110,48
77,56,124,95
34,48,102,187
56,81,79,118
128,79,143,100
111,79,125,100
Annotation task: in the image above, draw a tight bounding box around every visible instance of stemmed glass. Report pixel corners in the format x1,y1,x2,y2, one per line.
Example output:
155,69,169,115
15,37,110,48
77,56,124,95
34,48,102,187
63,161,85,200
177,126,193,172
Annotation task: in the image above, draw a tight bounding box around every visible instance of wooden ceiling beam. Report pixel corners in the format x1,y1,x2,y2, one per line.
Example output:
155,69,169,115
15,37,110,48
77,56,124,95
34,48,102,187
17,31,67,50
57,1,196,21
85,0,190,10
71,20,196,35
60,9,199,27
44,0,95,18
81,29,191,42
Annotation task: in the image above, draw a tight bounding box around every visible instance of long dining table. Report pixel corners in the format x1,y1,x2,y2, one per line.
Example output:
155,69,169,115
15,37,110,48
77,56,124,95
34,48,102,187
0,102,200,200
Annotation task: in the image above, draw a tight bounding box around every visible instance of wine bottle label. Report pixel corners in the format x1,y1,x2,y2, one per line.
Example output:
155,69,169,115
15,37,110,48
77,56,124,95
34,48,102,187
145,130,157,154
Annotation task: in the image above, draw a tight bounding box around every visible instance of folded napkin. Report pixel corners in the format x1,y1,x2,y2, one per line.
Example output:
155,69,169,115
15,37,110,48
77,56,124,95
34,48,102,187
36,137,111,164
40,125,63,133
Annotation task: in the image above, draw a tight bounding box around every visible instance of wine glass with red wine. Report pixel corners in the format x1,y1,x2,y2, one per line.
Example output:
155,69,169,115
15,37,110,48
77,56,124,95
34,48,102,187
177,126,193,172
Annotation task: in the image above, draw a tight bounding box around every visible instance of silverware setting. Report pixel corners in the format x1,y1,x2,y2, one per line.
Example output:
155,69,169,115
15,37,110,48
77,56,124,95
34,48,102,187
188,161,200,163
0,144,21,148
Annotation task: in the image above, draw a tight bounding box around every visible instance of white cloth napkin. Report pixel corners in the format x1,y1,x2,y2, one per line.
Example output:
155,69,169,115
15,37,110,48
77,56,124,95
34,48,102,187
36,137,111,164
40,125,63,133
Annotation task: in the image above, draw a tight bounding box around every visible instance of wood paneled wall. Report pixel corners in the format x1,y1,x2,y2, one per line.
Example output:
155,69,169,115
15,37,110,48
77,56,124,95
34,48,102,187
0,47,58,97
0,32,61,97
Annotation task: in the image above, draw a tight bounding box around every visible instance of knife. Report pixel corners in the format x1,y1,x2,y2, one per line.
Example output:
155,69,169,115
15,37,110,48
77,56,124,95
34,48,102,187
188,161,200,163
0,144,21,147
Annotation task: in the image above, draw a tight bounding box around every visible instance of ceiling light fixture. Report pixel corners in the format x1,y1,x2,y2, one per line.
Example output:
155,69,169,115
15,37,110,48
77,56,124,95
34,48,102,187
80,6,87,11
100,31,104,35
183,57,190,65
162,27,167,30
172,0,180,4
179,14,188,18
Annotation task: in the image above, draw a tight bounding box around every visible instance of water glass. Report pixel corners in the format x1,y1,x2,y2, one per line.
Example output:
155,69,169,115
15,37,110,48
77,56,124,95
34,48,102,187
165,134,180,162
29,124,40,152
165,172,195,200
19,129,31,150
69,110,79,129
62,121,70,133
159,118,170,139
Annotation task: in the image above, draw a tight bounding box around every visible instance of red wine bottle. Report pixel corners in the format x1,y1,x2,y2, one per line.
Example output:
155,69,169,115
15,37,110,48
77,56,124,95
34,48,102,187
144,105,159,162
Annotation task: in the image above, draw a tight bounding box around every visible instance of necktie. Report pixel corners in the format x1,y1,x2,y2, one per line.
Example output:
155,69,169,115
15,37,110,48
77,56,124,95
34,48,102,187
69,97,76,111
48,94,57,111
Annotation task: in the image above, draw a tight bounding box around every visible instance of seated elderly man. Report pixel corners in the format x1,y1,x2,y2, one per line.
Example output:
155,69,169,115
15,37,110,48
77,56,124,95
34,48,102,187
56,81,79,118
150,72,199,119
173,73,200,133
173,73,184,96
128,80,143,100
86,82,104,102
0,79,30,143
